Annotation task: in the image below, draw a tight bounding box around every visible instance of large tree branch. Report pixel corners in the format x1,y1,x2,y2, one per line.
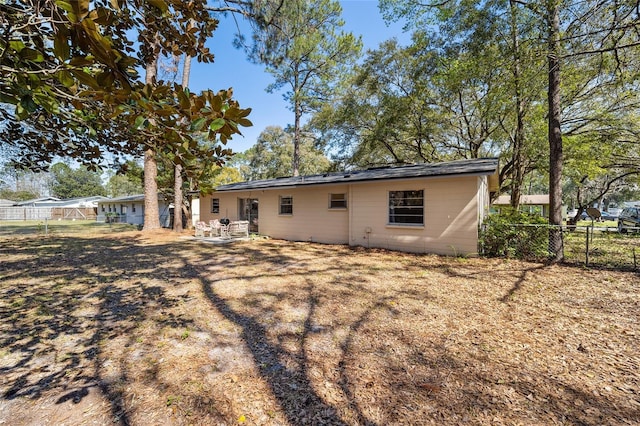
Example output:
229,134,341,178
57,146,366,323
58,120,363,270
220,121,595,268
562,41,640,58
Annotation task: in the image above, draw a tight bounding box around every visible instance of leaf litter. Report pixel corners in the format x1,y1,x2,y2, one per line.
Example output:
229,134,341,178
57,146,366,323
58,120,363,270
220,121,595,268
0,230,638,425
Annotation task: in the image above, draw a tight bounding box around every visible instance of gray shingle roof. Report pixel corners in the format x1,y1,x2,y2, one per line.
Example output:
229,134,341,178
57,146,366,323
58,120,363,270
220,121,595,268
217,158,499,192
100,194,168,203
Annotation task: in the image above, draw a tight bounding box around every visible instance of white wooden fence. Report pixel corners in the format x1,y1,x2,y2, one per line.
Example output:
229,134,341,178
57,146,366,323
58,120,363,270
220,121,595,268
0,207,97,221
0,207,51,220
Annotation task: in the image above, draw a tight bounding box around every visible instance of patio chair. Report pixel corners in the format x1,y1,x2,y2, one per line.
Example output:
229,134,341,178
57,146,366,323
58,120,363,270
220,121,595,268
209,219,222,237
194,221,210,237
228,220,249,238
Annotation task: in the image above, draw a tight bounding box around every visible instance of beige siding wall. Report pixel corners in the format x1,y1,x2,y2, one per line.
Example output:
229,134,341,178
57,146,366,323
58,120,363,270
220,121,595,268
477,176,489,225
200,176,483,255
201,185,349,244
349,176,480,255
200,192,243,223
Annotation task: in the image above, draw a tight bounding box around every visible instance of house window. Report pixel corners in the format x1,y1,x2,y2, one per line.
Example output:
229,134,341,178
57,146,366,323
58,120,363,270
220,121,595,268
132,204,136,213
389,190,424,225
279,196,293,215
120,205,127,214
329,193,347,209
101,205,105,212
211,198,220,214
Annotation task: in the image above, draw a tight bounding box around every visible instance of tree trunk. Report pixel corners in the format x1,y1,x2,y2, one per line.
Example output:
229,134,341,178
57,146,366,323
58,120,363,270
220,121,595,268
185,176,195,230
292,70,301,177
172,54,192,233
509,0,525,210
143,148,161,230
173,163,183,231
143,44,161,231
547,0,564,261
293,104,301,177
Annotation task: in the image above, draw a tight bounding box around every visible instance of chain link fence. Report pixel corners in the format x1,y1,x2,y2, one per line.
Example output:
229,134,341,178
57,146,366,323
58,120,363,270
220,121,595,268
480,223,640,270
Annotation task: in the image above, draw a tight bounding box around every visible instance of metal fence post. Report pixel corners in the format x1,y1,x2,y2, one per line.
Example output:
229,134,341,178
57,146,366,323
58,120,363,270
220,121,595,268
585,227,590,267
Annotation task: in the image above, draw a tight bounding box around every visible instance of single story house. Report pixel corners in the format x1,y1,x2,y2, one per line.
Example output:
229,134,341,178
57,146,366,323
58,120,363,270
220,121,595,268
13,196,62,207
200,158,500,256
97,194,172,227
493,194,550,217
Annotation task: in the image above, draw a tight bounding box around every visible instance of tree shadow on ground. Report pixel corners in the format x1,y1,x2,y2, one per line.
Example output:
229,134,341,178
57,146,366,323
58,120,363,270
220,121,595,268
0,235,198,425
199,261,348,425
2,235,639,425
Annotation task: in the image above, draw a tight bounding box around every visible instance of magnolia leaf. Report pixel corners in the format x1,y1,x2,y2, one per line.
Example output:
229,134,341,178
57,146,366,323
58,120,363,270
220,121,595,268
178,91,191,113
238,118,253,127
19,95,38,114
209,118,226,132
9,40,25,52
68,56,93,67
238,107,252,118
89,7,115,25
191,118,207,131
142,84,153,99
56,1,74,14
148,0,168,13
20,48,45,62
134,115,146,129
72,0,90,20
0,92,18,105
16,103,28,120
96,71,115,88
32,92,60,114
211,95,223,112
54,32,71,59
57,70,75,88
70,69,100,89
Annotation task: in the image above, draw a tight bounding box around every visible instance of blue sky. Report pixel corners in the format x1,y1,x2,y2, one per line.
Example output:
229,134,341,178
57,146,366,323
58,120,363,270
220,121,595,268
186,0,410,153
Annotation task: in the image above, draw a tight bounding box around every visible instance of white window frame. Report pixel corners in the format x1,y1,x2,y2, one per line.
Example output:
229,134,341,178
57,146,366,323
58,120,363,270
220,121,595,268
329,193,347,209
211,198,220,214
279,195,293,215
388,190,424,225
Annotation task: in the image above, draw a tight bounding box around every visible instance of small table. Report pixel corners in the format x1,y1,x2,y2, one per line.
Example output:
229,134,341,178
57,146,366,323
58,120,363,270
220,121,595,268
219,224,230,239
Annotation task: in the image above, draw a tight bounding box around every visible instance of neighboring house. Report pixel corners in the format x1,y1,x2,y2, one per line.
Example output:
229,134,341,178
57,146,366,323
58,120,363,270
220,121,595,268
97,194,172,227
55,195,109,209
13,196,61,207
493,194,550,217
14,195,108,208
200,158,500,256
0,199,15,207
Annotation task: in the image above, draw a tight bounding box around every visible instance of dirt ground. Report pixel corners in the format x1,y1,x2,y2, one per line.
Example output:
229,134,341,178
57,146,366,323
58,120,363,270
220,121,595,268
0,229,639,425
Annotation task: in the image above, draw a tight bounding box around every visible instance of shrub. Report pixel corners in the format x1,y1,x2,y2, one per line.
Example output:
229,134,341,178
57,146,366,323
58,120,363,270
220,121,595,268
480,209,551,260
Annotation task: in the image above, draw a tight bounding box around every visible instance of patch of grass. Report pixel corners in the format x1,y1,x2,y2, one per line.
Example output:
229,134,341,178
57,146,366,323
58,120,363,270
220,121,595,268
0,220,138,236
563,229,640,268
166,395,181,407
575,219,618,228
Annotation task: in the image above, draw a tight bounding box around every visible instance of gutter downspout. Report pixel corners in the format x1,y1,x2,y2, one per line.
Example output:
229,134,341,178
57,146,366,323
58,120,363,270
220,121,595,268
348,184,353,247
